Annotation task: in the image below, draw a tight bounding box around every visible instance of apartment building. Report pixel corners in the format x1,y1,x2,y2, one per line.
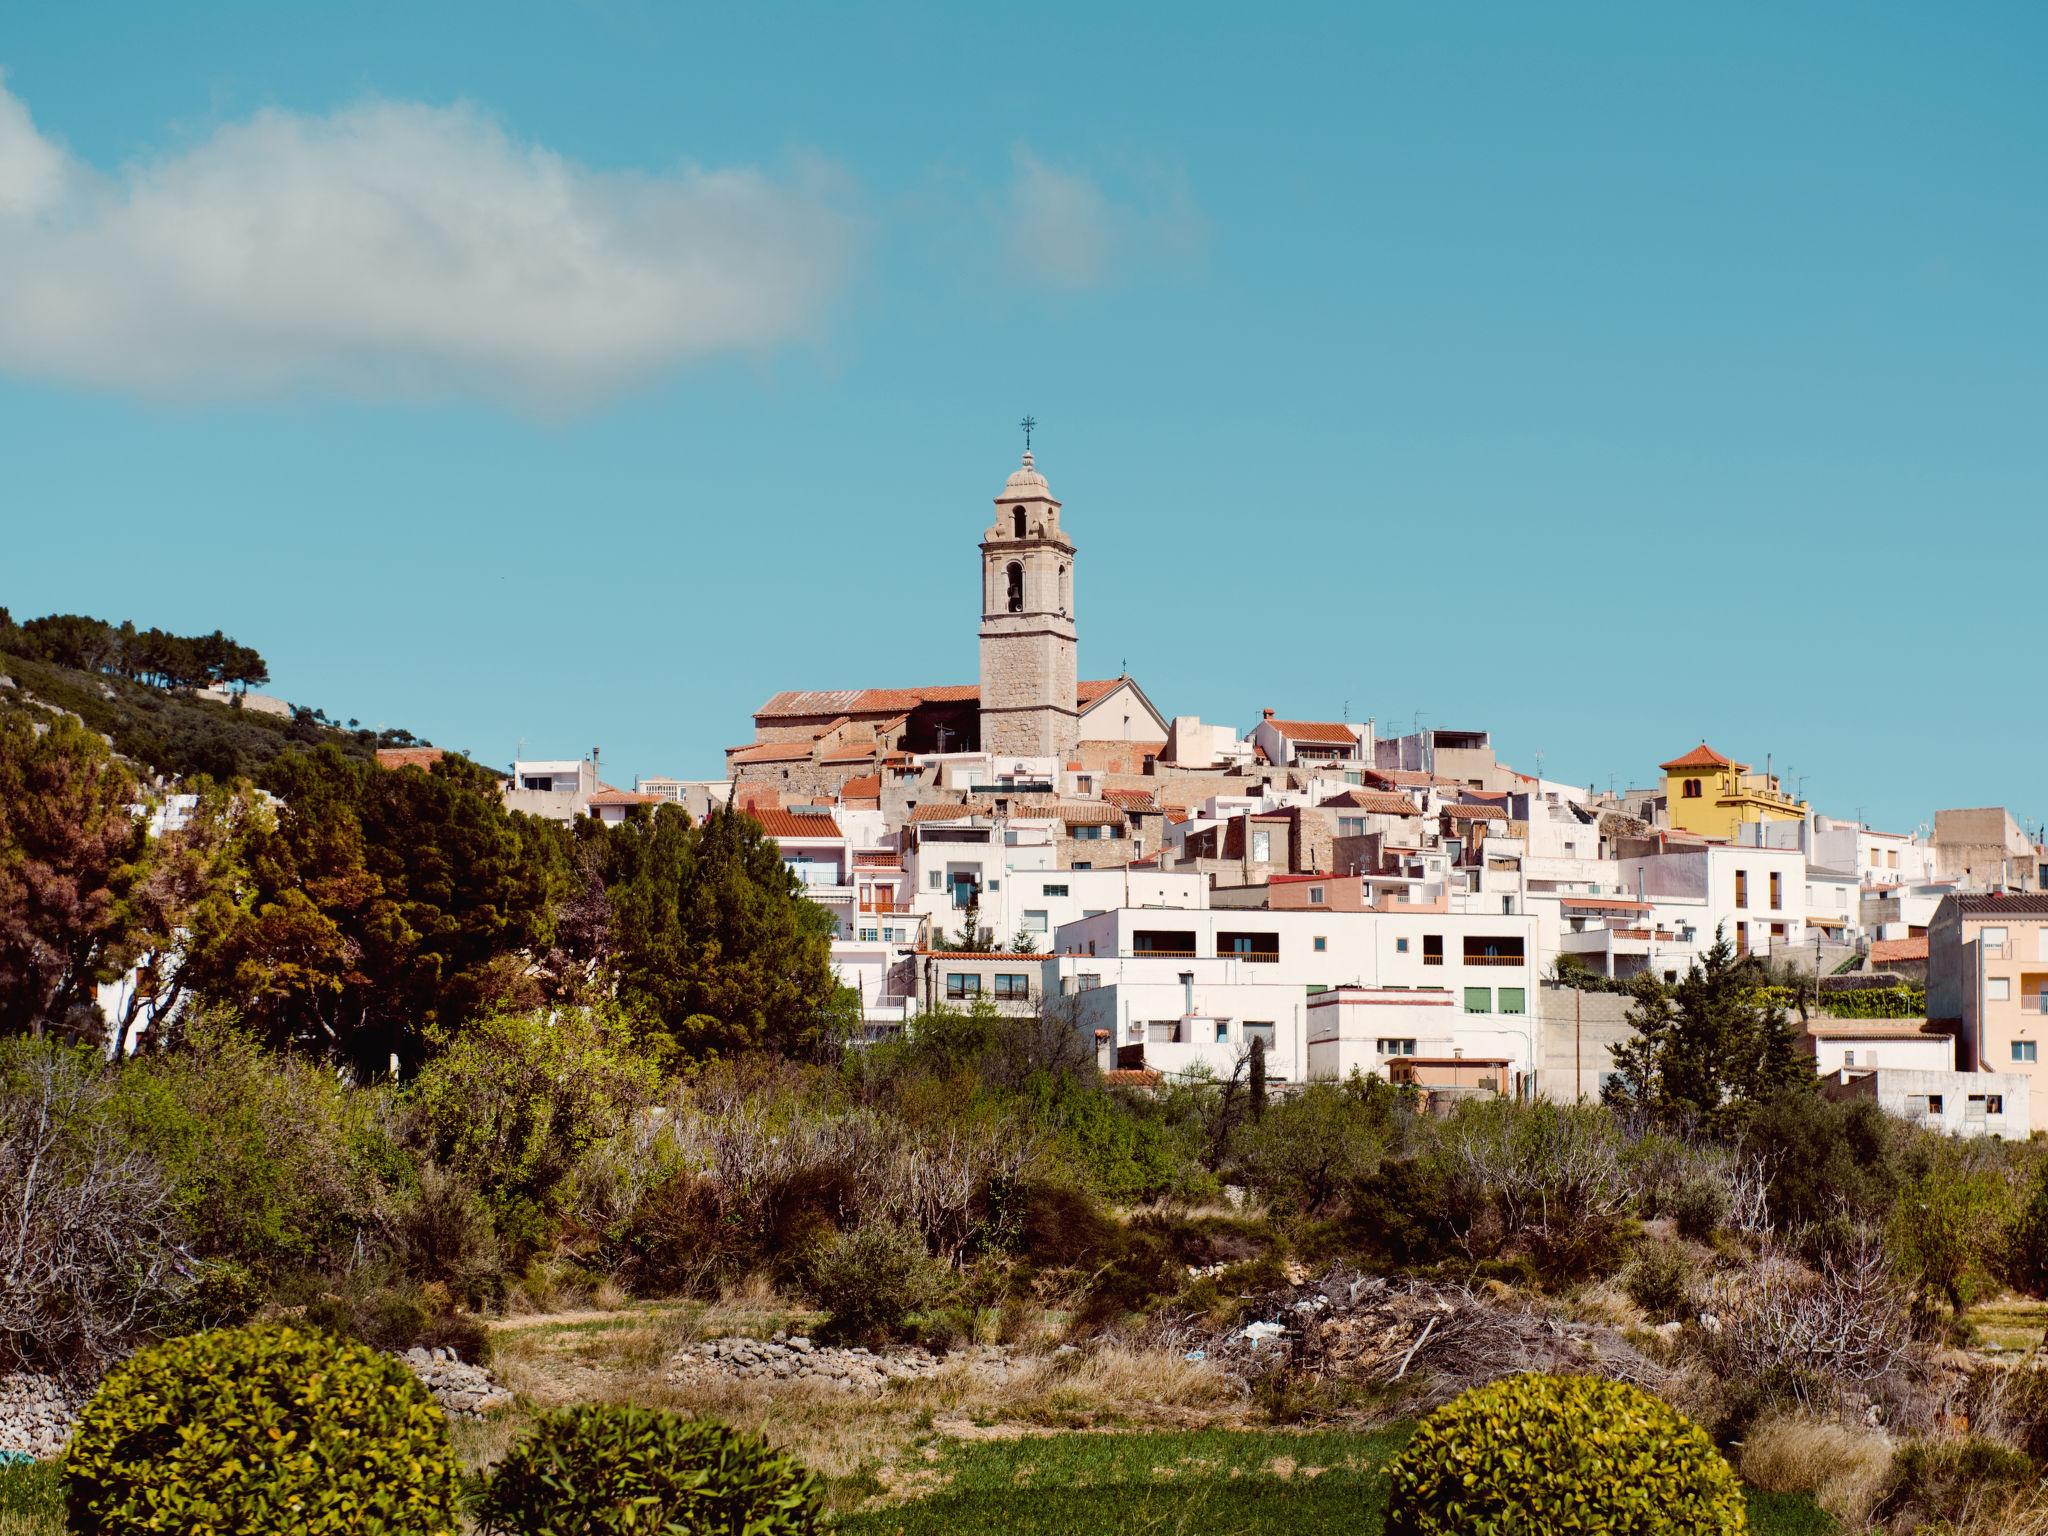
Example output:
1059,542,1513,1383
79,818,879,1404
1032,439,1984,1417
1928,894,2048,1126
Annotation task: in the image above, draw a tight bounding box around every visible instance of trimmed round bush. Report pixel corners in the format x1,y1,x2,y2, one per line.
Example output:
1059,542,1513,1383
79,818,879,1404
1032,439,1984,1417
1388,1373,1747,1536
64,1322,458,1535
479,1405,819,1535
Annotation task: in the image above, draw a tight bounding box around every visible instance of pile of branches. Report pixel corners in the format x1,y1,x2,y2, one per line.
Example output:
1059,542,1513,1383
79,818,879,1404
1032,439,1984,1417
1199,1267,1669,1413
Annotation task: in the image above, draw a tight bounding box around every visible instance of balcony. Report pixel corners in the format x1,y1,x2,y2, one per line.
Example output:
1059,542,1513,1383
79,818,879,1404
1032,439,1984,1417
1131,947,1198,959
1223,951,1281,964
786,865,849,890
860,899,916,914
1464,953,1526,967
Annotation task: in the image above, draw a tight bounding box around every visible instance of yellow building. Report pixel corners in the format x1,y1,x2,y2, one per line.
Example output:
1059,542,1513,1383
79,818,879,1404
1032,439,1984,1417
1660,742,1808,841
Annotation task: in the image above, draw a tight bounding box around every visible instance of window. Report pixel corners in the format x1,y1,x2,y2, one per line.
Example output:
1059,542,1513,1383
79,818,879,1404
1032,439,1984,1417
1022,909,1049,933
1043,883,1069,898
1682,778,1702,799
1734,871,1749,909
1005,561,1023,612
1313,936,1327,952
1887,849,1898,869
994,974,1029,1000
928,871,943,889
1377,1038,1417,1056
1252,830,1272,862
2015,1040,2038,1064
1244,1022,1277,1050
1498,987,1526,1015
1077,973,1100,990
1338,817,1366,837
1984,927,2009,952
1308,886,1325,905
1073,824,1103,840
1905,1095,1934,1118
945,973,981,1000
1059,564,1069,613
1843,1050,1856,1067
1990,1095,2006,1114
1147,1021,1181,1044
1423,935,1444,966
859,927,878,941
1073,861,1092,870
1396,937,1410,954
1769,871,1782,909
1988,977,2011,1002
1464,987,1491,1013
1928,1095,1944,1115
1215,1020,1230,1042
1012,507,1026,538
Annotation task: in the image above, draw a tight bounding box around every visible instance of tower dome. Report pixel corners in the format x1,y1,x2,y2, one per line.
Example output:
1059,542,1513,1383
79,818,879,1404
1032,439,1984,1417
1001,450,1054,501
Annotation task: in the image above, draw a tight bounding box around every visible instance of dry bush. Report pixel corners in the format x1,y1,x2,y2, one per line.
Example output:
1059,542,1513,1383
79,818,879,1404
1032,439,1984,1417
1739,1411,1894,1528
1433,1102,1632,1279
1702,1235,1914,1408
0,1044,189,1376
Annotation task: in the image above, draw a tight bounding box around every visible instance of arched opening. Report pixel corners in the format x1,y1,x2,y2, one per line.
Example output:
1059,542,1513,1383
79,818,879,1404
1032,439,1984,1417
1006,561,1024,613
1012,507,1027,538
1059,564,1069,614
1683,778,1702,799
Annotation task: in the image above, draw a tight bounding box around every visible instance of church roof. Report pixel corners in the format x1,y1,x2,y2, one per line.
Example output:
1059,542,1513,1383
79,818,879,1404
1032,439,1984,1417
755,679,1126,720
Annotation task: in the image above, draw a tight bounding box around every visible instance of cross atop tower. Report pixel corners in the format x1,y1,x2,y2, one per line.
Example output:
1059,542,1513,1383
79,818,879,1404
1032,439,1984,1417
1019,414,1037,452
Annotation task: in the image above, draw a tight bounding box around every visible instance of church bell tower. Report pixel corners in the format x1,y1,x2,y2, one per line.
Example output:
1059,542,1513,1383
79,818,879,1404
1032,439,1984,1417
978,420,1078,759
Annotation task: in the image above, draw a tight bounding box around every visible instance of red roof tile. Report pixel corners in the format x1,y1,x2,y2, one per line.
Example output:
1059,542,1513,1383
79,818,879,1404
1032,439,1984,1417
727,741,814,765
837,773,883,801
1659,742,1746,772
1103,788,1159,812
1322,790,1421,817
1442,803,1508,821
756,680,1126,719
909,801,995,822
588,789,662,807
820,743,879,764
1869,936,1930,964
749,809,842,839
1265,719,1356,744
1101,1069,1164,1088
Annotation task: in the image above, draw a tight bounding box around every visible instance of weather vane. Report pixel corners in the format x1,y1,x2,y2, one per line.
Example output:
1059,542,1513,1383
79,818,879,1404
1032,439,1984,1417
1020,414,1037,452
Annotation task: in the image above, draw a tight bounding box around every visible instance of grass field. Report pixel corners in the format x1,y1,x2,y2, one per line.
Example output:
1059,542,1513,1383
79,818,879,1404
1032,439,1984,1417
834,1426,1836,1535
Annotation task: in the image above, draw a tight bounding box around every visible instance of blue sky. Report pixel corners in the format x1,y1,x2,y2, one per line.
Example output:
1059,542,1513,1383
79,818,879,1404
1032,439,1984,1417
2,3,2043,835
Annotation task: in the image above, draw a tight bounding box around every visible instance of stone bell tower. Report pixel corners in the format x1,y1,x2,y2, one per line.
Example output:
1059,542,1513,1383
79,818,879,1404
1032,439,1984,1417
978,424,1078,759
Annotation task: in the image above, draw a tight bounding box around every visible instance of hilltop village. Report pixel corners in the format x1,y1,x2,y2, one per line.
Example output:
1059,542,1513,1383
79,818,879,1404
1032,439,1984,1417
477,445,2048,1133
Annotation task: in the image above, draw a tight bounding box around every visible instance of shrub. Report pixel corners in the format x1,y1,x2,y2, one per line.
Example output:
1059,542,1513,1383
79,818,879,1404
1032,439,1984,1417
479,1405,819,1535
63,1322,458,1534
1386,1373,1746,1535
0,1042,189,1376
1737,1411,1893,1529
406,1006,662,1257
804,1220,953,1344
1669,1175,1730,1242
1625,1242,1697,1321
1873,1436,2036,1529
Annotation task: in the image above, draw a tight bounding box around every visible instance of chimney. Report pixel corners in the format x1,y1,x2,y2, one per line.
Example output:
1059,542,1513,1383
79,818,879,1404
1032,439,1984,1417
1262,708,1275,721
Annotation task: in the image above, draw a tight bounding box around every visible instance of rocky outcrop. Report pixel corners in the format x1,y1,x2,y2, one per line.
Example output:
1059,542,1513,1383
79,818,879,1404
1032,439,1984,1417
667,1332,1016,1394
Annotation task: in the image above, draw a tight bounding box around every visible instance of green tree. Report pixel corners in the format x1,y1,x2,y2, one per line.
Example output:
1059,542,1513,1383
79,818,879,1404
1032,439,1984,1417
1603,931,1808,1130
185,747,556,1073
1891,1145,2015,1317
602,805,841,1059
0,715,149,1039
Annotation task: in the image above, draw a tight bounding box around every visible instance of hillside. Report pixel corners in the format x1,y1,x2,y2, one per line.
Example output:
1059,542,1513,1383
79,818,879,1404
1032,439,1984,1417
0,647,427,784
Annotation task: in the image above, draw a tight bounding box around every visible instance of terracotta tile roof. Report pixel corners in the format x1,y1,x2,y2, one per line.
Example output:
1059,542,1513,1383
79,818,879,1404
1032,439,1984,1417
1869,936,1929,964
1101,1068,1164,1088
1808,1018,1947,1039
1659,742,1745,772
1271,872,1348,884
1166,809,1189,825
1129,854,1161,868
588,789,662,807
1322,790,1421,817
1039,803,1128,827
749,809,842,839
838,773,883,801
375,747,446,771
820,743,879,763
1364,768,1460,789
909,801,995,822
727,741,814,765
756,680,1126,719
1103,788,1159,812
1265,719,1356,744
1442,803,1508,821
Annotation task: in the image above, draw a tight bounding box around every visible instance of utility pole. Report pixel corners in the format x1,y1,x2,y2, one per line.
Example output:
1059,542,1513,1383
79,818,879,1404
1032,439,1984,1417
1574,984,1583,1104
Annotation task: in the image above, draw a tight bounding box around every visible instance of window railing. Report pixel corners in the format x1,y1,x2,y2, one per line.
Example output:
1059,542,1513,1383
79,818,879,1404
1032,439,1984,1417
1223,951,1280,963
1131,947,1197,958
1464,954,1526,966
860,900,916,913
1422,955,1444,965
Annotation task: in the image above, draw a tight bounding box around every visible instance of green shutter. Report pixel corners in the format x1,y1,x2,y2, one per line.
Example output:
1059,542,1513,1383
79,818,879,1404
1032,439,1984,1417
1464,987,1491,1013
1499,987,1526,1015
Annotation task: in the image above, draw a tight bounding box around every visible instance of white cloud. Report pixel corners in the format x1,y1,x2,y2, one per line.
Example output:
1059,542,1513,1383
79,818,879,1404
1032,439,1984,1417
1001,145,1204,291
0,77,858,407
